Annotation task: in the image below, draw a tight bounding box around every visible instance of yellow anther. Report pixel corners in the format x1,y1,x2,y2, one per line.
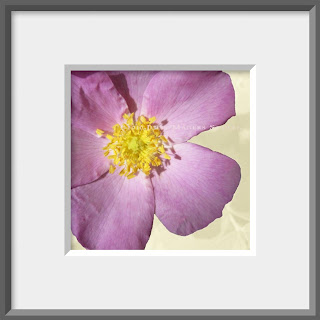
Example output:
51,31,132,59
149,116,156,123
160,135,168,144
127,117,134,126
109,165,116,174
106,134,114,141
163,153,171,160
158,145,165,154
139,115,147,123
96,129,104,136
153,129,161,136
112,124,121,132
127,173,136,179
152,157,161,166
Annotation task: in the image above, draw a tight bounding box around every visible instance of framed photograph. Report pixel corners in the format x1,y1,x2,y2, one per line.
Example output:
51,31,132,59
68,67,251,252
1,0,318,318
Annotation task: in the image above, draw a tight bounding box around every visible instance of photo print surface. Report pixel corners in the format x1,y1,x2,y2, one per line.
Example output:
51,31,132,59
71,70,250,250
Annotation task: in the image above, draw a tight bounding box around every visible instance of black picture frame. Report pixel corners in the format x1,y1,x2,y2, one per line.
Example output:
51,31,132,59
1,0,318,319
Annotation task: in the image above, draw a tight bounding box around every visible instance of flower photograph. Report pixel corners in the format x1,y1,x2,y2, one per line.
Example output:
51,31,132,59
71,70,249,250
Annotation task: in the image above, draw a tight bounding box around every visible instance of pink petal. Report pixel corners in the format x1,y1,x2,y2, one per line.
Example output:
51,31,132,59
71,170,155,250
71,127,110,188
71,72,129,134
108,71,158,117
140,71,235,144
151,143,240,236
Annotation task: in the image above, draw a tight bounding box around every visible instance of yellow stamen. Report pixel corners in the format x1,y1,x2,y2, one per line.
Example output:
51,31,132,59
163,153,171,160
149,116,156,123
160,135,168,144
112,124,121,133
96,129,104,136
139,115,147,123
98,113,170,179
127,173,136,179
127,113,134,126
106,134,113,141
158,145,165,154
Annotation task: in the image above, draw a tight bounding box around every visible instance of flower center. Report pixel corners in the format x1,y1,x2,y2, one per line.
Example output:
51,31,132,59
96,113,170,179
